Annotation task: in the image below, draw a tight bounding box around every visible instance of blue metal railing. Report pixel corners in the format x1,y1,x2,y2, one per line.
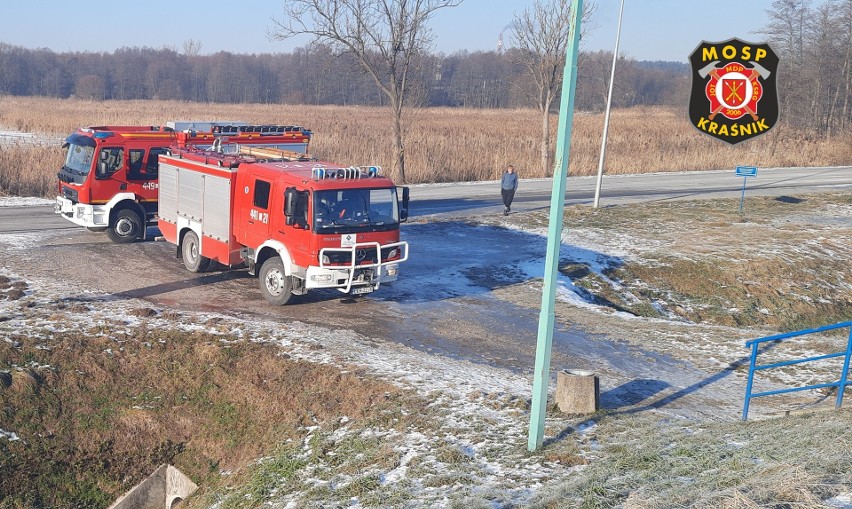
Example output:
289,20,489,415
742,321,852,420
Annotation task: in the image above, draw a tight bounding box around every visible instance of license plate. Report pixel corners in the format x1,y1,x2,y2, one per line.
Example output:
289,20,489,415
352,286,374,295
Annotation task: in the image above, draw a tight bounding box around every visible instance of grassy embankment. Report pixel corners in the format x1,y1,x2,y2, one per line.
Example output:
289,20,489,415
0,96,850,197
490,192,852,332
0,299,427,508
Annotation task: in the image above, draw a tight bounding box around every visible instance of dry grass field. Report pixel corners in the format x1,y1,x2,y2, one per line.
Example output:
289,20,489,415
0,96,849,196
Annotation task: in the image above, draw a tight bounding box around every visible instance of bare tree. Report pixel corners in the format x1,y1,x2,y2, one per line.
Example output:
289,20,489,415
761,0,852,132
270,0,462,183
839,0,852,130
761,0,811,125
182,39,203,57
814,0,852,132
74,75,105,100
510,0,596,176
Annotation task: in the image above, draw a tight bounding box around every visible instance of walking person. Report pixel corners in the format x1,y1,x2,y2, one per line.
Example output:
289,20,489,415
500,164,518,216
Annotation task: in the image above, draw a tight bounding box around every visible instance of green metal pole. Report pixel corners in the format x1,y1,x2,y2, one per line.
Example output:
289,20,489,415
528,0,584,452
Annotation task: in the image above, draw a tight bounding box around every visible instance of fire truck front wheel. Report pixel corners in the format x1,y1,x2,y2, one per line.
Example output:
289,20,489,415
181,231,212,273
107,208,142,244
259,257,294,305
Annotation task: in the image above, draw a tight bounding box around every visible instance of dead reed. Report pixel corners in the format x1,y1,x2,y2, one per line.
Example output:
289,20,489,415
0,96,849,196
0,144,63,197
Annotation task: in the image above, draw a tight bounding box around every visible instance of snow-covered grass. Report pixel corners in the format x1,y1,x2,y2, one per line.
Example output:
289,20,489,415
0,265,580,507
485,192,852,372
3,264,850,508
2,192,851,507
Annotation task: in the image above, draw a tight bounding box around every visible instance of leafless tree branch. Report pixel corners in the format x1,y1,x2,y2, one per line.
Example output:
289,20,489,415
509,0,596,176
270,0,463,182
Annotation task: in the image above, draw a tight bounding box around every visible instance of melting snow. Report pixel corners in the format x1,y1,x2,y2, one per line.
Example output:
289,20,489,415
0,429,21,442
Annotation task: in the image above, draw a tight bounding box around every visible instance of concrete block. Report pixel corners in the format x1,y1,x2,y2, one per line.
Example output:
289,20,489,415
556,369,599,415
108,464,198,509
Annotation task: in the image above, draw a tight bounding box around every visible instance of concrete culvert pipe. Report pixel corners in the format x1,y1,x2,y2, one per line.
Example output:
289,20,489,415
556,369,600,415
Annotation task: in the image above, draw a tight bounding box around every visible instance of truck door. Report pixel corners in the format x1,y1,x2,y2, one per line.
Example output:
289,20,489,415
90,146,124,204
237,177,273,248
125,147,166,220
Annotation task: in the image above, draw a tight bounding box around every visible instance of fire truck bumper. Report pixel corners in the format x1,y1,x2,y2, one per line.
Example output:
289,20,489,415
305,263,400,291
54,197,109,228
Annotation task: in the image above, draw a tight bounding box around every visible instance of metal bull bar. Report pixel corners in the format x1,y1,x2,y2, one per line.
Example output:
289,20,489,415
319,241,409,294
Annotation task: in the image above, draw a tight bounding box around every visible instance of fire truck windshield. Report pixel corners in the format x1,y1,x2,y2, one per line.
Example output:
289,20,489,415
61,132,98,179
64,143,95,176
314,188,399,231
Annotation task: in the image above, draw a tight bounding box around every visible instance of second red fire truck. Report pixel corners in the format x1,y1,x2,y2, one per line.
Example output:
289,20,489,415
157,146,410,304
55,121,312,243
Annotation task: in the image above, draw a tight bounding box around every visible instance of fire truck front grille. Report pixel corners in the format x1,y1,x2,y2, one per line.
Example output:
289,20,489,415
325,250,377,265
322,244,404,267
62,186,79,202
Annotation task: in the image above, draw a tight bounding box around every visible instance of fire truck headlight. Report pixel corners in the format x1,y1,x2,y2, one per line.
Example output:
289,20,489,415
311,273,334,283
386,265,398,276
321,254,330,265
386,248,398,259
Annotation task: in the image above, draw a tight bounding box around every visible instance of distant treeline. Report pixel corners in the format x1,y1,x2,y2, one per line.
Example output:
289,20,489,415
0,42,688,113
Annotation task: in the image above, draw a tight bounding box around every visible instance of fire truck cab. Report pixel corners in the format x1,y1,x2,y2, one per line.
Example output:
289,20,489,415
157,147,410,304
55,121,311,243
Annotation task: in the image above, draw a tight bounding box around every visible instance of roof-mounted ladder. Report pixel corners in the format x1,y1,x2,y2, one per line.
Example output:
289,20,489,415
237,145,311,161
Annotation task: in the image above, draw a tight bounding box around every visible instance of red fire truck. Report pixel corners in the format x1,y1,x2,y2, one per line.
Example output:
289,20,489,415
157,146,410,304
55,121,312,243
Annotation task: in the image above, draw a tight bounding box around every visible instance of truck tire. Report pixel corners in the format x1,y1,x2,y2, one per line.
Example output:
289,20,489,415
107,208,142,243
258,257,293,305
181,231,212,273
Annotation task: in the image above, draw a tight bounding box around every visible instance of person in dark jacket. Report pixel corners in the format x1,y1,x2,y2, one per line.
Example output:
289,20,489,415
500,165,518,215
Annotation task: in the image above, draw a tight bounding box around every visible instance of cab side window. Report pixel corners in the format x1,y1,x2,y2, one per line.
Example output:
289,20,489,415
127,149,145,180
253,179,271,209
96,147,124,180
146,147,167,180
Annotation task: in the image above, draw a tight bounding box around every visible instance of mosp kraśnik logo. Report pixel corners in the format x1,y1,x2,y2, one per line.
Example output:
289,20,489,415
689,38,779,145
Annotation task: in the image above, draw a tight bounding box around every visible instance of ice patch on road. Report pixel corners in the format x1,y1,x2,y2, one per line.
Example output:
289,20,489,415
0,231,55,250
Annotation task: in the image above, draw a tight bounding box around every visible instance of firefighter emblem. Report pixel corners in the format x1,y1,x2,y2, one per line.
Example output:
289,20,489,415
689,38,779,145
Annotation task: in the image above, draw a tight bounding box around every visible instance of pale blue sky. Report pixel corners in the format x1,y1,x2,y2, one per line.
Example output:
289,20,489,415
2,0,775,62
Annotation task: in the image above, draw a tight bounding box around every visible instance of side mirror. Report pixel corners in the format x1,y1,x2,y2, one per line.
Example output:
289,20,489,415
284,187,308,228
285,187,298,226
399,186,410,222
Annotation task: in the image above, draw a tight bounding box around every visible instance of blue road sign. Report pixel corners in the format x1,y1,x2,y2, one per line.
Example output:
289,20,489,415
736,166,758,177
736,166,758,213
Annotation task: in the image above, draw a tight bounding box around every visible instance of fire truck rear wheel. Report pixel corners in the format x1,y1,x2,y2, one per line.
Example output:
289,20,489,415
107,209,142,244
259,257,293,305
181,231,212,273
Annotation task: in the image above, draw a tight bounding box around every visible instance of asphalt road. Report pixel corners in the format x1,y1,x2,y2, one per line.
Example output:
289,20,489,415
410,165,852,217
3,166,850,231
